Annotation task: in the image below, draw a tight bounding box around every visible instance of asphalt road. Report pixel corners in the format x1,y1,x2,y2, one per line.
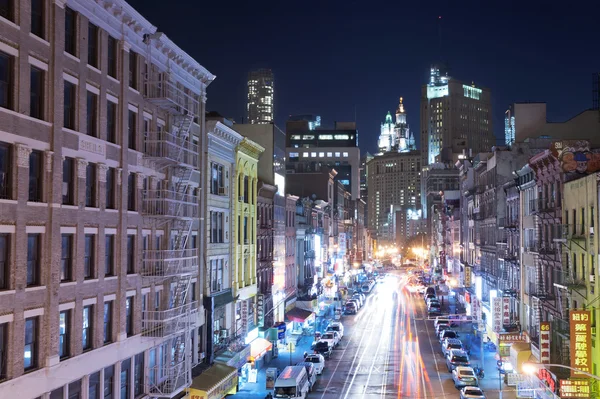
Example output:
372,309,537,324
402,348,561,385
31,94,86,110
310,272,463,399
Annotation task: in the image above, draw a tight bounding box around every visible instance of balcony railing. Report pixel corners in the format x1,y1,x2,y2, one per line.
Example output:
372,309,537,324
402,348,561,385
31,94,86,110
144,131,199,168
147,359,191,397
142,301,197,338
142,190,198,218
141,249,198,278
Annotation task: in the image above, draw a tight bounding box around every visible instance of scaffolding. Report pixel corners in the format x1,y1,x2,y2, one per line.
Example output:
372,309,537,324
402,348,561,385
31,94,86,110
140,35,201,398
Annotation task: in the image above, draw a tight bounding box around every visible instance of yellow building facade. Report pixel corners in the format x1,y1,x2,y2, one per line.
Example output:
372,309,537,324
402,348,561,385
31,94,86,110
562,173,599,378
233,138,264,339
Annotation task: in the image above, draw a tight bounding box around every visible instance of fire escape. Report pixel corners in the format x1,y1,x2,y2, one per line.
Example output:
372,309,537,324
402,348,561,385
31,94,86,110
258,216,274,328
140,43,200,397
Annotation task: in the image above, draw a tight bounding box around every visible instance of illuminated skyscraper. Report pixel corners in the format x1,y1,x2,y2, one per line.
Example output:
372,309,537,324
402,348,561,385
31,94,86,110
420,65,494,166
247,68,274,124
378,97,415,153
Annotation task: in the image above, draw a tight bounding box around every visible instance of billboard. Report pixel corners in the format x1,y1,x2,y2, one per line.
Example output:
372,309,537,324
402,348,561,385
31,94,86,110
551,140,600,177
570,310,592,377
560,380,590,398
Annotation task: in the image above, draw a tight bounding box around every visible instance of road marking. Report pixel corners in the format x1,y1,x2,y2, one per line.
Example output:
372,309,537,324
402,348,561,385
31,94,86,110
319,291,379,399
361,294,390,398
419,288,447,399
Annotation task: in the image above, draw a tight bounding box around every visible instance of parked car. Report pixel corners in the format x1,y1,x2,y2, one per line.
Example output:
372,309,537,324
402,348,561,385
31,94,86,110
460,386,486,399
427,298,441,308
320,332,340,348
326,322,345,339
345,302,357,315
424,287,436,297
314,341,332,359
348,298,361,310
428,303,442,316
452,366,479,388
424,293,437,302
435,323,451,336
351,294,364,307
442,338,465,356
439,329,459,342
304,353,325,375
446,349,471,371
296,361,317,391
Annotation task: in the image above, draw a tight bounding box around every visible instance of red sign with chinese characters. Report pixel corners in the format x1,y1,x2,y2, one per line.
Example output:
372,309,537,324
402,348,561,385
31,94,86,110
538,368,556,393
570,310,592,377
560,379,591,398
502,297,511,326
539,322,551,363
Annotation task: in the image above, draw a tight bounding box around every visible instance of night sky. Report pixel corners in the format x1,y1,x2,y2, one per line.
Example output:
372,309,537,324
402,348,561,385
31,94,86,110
126,0,600,155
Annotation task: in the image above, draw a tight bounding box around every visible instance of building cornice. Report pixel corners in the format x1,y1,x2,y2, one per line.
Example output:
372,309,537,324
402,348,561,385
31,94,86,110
69,0,215,94
207,121,243,148
237,138,265,160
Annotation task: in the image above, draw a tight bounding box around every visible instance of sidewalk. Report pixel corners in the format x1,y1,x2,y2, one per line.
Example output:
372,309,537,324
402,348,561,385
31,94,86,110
228,309,337,399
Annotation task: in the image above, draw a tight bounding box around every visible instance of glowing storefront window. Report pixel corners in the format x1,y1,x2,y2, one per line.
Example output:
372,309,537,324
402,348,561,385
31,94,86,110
335,152,341,157
319,134,333,140
289,152,299,158
311,152,317,157
302,152,309,157
327,152,333,157
334,134,349,140
343,152,349,157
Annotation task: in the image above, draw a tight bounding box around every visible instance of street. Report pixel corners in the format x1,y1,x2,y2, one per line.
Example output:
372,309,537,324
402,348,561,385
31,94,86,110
307,272,513,399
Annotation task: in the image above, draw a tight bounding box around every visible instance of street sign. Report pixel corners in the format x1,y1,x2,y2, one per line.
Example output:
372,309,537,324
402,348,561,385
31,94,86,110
277,323,286,340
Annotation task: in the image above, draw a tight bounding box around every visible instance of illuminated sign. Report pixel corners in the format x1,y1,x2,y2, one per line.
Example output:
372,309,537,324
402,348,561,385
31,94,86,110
497,333,528,343
502,297,511,326
407,209,422,220
560,380,590,398
427,85,449,99
570,310,592,377
539,322,551,363
463,84,482,100
492,297,503,333
464,265,472,288
538,368,556,393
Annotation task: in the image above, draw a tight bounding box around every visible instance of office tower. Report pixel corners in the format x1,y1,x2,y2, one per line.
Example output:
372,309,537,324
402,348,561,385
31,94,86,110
286,120,361,200
247,69,274,124
0,0,213,397
420,65,494,166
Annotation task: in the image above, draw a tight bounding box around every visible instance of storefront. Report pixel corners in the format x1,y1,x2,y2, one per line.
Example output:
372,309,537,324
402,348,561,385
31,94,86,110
284,307,315,335
249,337,273,370
213,343,252,386
187,363,238,399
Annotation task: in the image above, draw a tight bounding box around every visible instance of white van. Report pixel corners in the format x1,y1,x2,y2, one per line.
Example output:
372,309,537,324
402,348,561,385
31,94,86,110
361,280,375,294
274,366,310,398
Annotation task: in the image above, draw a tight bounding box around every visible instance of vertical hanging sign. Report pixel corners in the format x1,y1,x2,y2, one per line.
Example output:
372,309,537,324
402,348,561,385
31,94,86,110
539,322,551,363
570,310,591,377
492,297,503,333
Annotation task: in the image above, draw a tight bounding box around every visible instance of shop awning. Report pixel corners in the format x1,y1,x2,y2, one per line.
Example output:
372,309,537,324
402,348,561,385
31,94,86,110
188,363,238,399
510,342,532,373
250,338,273,359
285,307,314,323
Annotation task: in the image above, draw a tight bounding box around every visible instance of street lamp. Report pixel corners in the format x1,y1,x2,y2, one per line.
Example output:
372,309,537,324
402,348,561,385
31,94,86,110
523,362,600,381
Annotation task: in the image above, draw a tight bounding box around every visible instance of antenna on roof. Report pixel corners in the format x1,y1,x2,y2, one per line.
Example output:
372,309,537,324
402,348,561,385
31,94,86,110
437,16,443,62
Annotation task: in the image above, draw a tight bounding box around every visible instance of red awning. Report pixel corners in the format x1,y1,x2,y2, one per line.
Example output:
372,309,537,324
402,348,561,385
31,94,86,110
285,307,314,323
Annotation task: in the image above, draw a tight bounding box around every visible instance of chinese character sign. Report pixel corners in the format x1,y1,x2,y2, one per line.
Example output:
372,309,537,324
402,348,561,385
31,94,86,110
570,310,592,377
502,297,511,326
539,322,551,364
464,265,472,288
492,297,503,333
560,379,591,399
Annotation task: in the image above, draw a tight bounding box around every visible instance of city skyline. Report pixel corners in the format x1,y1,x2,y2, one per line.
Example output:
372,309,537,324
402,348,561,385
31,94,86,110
125,0,600,155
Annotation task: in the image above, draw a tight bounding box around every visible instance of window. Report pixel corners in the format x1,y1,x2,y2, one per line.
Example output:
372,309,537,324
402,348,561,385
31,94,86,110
61,234,73,282
62,157,74,205
64,7,76,55
0,234,8,289
30,66,44,119
191,281,197,302
127,173,136,211
343,152,349,157
63,80,76,129
106,101,117,143
125,297,133,337
84,234,95,279
24,317,38,371
210,258,223,292
86,163,96,207
27,234,40,286
59,310,70,359
30,0,44,38
244,216,248,243
87,23,98,68
28,150,43,202
0,51,14,110
82,305,92,351
0,142,9,201
87,371,101,399
134,353,144,397
50,388,64,399
106,167,115,209
0,323,6,380
0,0,13,21
211,163,224,195
103,302,112,344
243,176,249,203
127,235,135,274
120,358,130,399
86,91,98,136
129,51,138,89
68,380,81,399
107,36,117,78
104,235,114,276
210,211,224,243
128,110,137,150
103,365,114,399
148,349,156,386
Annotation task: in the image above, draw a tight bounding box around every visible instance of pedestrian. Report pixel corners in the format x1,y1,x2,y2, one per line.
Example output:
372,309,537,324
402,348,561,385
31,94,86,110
303,351,308,359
